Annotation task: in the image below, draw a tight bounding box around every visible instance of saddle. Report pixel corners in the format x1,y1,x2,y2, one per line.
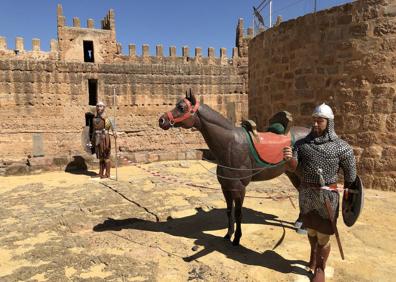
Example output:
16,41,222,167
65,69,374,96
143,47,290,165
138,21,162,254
242,111,293,166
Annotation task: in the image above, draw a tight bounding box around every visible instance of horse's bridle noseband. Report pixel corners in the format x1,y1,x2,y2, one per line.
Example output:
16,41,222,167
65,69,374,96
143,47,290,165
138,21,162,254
166,98,200,126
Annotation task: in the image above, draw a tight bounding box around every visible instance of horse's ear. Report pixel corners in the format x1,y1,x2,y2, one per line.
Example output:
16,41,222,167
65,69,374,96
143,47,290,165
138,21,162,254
185,90,189,99
187,88,196,105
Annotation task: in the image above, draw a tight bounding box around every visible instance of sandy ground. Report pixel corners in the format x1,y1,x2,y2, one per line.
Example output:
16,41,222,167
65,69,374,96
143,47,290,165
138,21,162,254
0,160,395,282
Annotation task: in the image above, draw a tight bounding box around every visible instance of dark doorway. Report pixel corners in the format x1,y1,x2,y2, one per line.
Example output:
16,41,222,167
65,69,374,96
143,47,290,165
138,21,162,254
85,112,95,154
83,40,94,62
88,79,97,106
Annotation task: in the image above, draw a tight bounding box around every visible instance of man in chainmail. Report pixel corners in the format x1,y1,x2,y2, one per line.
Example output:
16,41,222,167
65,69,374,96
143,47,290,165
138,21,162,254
283,103,356,282
91,101,117,178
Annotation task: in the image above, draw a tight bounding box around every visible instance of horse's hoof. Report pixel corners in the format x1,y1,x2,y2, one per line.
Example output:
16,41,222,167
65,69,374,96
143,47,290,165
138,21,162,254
224,234,231,240
232,239,240,246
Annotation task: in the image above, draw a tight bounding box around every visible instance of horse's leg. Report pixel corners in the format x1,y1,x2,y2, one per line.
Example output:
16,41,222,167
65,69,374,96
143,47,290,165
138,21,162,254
222,188,234,240
232,186,246,246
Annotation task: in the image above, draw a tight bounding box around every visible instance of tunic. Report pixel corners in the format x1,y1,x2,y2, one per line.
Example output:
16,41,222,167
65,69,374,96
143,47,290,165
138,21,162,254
293,119,356,234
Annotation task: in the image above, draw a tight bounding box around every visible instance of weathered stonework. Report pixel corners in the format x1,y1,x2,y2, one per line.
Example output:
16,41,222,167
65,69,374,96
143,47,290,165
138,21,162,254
0,5,249,172
249,0,396,190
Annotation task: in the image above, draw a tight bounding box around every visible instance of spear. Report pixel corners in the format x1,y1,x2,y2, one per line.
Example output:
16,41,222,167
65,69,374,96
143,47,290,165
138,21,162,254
113,88,118,181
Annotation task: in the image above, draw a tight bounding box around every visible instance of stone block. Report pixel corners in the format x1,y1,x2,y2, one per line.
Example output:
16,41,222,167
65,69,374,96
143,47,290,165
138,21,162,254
337,14,353,25
362,145,383,158
158,151,176,161
372,176,396,191
147,153,159,163
27,156,53,167
5,163,29,176
186,150,198,160
362,114,386,131
358,157,375,172
32,133,44,157
52,156,70,167
349,23,369,37
295,77,308,89
356,132,377,147
177,152,186,160
385,113,396,131
373,99,393,113
384,4,396,17
134,152,148,163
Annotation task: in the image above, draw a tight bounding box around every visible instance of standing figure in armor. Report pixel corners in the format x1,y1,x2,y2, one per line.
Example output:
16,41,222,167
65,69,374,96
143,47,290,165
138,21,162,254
92,101,117,178
283,103,357,282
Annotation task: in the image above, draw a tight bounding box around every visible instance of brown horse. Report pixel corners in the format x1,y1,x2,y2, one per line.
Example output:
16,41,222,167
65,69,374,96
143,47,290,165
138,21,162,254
158,92,310,246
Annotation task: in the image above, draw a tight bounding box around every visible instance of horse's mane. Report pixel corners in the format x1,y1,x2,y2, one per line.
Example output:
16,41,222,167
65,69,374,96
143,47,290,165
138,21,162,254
198,104,235,130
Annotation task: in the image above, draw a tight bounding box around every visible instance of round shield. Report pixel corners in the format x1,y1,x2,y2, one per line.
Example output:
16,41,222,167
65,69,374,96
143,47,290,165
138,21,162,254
342,175,364,227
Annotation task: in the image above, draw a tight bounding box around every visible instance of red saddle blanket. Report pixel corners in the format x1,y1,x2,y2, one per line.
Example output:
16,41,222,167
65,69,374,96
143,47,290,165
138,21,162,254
250,132,292,164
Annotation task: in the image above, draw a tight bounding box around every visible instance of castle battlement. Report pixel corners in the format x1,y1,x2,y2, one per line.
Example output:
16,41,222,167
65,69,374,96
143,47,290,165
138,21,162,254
113,44,239,66
0,36,59,60
0,4,251,65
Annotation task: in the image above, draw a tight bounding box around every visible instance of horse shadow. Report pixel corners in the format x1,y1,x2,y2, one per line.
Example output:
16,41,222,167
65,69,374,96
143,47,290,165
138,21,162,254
93,207,310,277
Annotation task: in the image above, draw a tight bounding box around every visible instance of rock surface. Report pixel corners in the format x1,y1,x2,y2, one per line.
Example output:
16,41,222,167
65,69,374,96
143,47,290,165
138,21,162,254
0,160,394,281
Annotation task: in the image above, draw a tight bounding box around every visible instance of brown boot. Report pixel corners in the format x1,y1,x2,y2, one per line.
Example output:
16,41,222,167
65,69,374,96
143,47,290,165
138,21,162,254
312,243,331,282
99,160,105,178
308,235,318,271
105,159,111,178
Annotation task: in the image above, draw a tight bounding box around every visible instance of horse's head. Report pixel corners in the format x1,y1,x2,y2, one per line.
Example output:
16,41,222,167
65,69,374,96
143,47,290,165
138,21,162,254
159,90,200,130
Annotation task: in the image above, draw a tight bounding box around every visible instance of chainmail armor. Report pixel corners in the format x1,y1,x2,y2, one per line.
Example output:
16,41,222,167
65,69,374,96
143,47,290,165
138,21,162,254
293,119,357,219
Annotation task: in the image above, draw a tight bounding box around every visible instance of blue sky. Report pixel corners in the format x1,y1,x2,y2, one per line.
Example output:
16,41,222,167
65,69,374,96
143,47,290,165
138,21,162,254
0,0,352,56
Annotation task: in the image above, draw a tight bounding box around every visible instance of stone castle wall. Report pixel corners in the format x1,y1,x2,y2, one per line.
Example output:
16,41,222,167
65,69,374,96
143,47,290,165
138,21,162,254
0,5,250,168
249,0,396,190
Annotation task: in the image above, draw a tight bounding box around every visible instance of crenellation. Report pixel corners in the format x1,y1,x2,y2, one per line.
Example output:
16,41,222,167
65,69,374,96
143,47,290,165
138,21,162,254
87,19,94,29
142,44,149,57
50,39,58,52
195,47,202,58
129,44,136,57
0,36,6,50
102,9,115,31
57,4,65,27
208,47,215,58
182,46,189,57
169,46,176,57
116,42,122,54
73,17,81,28
15,37,24,52
32,38,40,51
156,45,163,57
57,4,63,16
220,48,227,58
232,47,238,58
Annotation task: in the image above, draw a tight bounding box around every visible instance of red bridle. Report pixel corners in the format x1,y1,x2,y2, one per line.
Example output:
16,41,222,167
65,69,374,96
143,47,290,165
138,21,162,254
166,98,200,126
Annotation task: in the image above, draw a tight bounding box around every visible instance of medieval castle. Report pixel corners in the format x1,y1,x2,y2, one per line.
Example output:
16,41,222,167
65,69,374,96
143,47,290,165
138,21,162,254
0,1,395,190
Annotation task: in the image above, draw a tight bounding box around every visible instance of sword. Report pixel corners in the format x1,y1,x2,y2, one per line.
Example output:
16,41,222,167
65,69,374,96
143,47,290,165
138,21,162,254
318,168,345,260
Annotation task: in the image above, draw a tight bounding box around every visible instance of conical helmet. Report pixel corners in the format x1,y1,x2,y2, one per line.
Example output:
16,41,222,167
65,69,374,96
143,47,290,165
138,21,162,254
96,101,106,107
312,103,334,119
